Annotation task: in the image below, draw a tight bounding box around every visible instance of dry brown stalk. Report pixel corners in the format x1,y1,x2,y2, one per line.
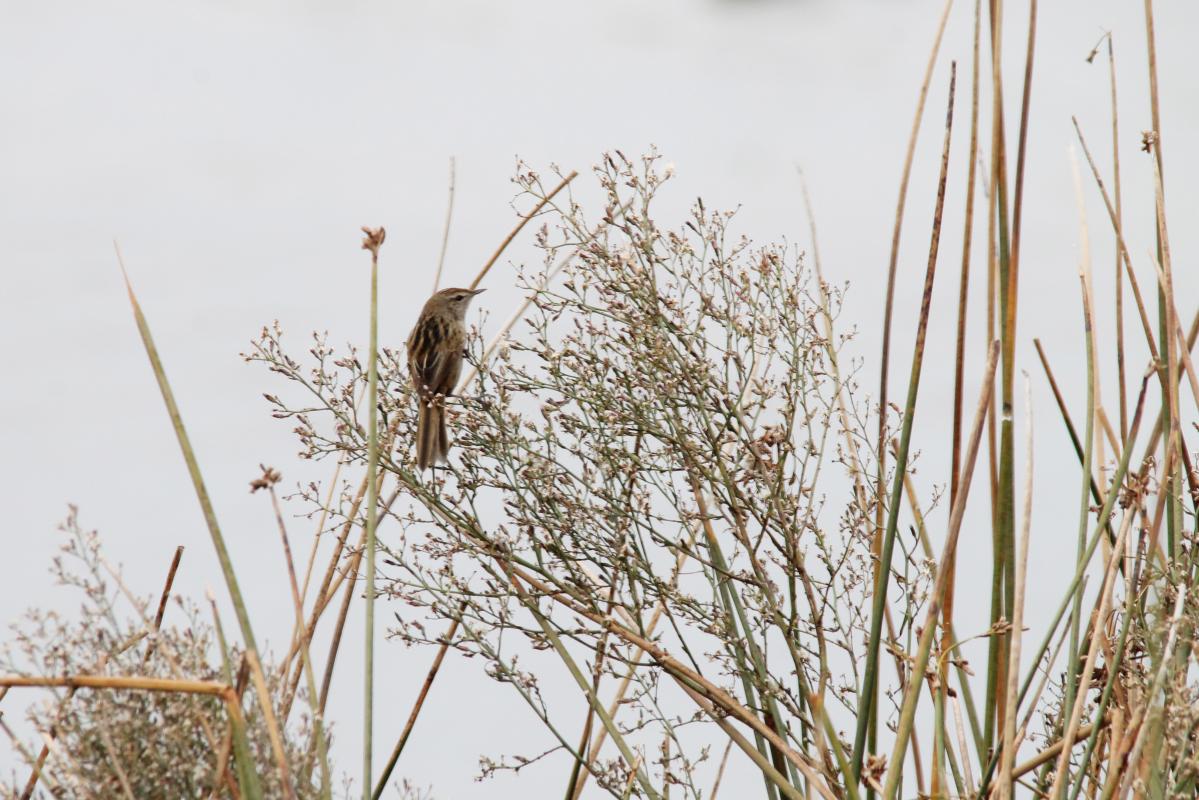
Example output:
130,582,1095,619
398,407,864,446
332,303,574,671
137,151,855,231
143,545,184,665
372,606,465,799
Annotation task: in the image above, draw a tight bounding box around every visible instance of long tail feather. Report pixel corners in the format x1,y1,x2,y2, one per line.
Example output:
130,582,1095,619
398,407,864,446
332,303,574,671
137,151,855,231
416,403,444,470
437,409,449,461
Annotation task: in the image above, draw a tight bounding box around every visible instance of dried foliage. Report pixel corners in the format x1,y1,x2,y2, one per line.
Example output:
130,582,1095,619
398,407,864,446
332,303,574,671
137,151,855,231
5,5,1199,798
247,152,934,797
2,510,337,799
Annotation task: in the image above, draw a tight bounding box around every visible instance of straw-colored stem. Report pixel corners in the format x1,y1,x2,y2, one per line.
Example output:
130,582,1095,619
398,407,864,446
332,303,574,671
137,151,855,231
0,674,230,695
1060,145,1099,797
432,156,456,292
1101,35,1128,441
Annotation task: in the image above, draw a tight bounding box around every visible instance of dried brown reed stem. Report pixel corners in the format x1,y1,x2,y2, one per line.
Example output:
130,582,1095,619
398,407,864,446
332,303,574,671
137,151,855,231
372,606,464,800
298,459,345,607
143,546,184,664
708,741,734,800
284,455,346,708
2,717,61,798
676,680,805,800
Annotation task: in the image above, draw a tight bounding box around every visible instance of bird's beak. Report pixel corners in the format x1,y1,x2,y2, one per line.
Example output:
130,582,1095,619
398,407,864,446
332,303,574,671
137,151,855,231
470,288,487,295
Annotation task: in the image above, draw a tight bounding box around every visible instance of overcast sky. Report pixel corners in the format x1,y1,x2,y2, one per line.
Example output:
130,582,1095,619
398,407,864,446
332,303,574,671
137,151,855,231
3,1,1198,796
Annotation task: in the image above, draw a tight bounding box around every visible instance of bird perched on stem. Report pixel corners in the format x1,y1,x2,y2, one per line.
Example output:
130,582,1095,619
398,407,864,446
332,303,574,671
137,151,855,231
406,287,485,469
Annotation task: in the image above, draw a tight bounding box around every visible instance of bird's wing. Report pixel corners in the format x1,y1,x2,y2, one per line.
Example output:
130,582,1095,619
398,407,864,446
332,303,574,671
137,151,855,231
407,316,462,398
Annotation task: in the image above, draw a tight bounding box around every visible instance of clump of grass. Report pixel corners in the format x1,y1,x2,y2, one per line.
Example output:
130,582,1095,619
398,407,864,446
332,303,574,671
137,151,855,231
1,509,336,799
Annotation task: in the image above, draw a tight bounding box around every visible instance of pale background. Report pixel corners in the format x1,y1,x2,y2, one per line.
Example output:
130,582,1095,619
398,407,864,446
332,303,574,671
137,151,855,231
3,0,1197,796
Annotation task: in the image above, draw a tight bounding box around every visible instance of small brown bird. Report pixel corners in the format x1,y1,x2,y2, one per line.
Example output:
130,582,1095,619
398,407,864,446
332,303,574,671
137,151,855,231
406,287,485,469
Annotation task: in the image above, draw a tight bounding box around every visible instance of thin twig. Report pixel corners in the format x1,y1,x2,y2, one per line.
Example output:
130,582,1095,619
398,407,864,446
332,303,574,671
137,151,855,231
432,156,456,292
469,170,578,290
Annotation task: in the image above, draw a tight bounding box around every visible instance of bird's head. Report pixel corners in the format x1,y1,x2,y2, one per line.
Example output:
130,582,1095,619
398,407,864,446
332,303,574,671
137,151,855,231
430,287,485,319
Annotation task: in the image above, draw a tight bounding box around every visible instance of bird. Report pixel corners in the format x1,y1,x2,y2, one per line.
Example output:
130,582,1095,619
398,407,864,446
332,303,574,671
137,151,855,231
406,286,485,469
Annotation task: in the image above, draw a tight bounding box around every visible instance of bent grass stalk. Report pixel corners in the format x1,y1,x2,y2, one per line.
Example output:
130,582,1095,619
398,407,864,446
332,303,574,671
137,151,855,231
117,245,293,800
